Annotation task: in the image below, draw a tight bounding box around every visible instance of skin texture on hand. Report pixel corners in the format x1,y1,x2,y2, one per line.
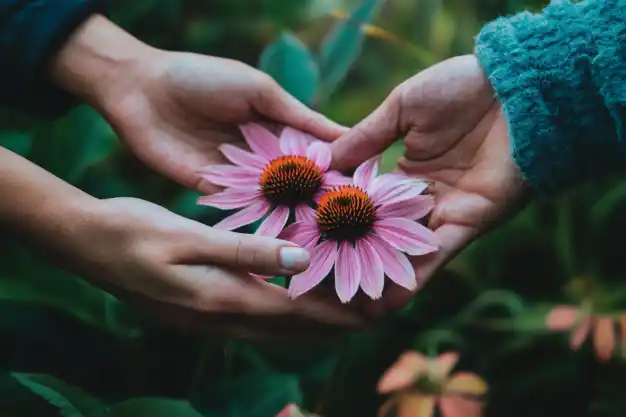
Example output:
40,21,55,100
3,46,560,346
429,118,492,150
49,14,347,195
0,148,364,339
330,55,530,313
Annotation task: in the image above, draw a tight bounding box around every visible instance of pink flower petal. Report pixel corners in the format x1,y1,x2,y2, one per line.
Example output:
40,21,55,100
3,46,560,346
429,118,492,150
322,170,352,189
256,205,290,238
289,241,337,298
365,234,416,290
376,195,435,221
570,317,592,350
335,242,361,303
240,123,282,160
219,143,268,169
306,141,332,172
279,222,321,248
295,204,317,223
397,395,436,417
377,351,429,393
275,404,305,417
378,184,429,206
439,397,483,417
279,127,310,156
368,174,413,200
213,200,270,231
433,352,459,379
444,372,488,396
197,187,262,210
356,238,384,299
353,157,379,189
594,317,616,362
199,165,260,188
545,305,580,330
369,175,429,205
374,218,439,256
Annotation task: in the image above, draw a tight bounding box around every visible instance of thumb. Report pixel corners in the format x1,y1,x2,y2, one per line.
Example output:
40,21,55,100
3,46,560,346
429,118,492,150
197,228,311,277
329,92,402,172
255,81,348,141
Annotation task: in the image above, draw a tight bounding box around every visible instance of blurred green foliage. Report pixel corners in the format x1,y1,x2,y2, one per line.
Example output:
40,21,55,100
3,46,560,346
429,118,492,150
3,0,626,416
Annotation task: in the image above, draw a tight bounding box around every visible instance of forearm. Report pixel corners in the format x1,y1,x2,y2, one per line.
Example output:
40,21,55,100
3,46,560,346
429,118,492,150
0,147,99,251
475,0,626,195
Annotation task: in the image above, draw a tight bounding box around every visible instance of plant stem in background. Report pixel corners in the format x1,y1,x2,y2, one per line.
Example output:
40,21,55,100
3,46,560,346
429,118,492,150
314,337,353,415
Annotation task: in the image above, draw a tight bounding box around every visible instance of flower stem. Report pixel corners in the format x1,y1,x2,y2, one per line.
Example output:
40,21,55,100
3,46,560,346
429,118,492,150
315,337,352,415
188,335,212,400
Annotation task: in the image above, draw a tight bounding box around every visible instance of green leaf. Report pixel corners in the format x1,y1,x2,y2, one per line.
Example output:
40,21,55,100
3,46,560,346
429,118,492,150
259,32,319,106
12,374,105,417
0,246,142,338
110,0,160,28
28,107,117,183
318,0,382,98
191,372,302,417
0,131,32,156
249,341,339,384
92,398,202,417
0,372,70,417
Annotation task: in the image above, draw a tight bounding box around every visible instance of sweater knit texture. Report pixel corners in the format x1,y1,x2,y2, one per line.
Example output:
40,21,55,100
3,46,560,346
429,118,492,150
475,0,626,195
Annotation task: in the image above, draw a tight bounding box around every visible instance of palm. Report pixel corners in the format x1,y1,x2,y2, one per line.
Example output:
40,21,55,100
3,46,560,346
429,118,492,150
103,53,344,195
396,103,524,293
331,55,528,312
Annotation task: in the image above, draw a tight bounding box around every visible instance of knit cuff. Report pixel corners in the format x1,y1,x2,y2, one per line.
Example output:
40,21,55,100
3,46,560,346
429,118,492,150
0,0,108,119
475,0,626,196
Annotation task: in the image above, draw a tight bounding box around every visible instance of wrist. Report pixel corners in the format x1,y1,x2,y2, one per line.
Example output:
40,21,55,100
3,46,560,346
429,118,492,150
475,1,626,196
48,14,162,114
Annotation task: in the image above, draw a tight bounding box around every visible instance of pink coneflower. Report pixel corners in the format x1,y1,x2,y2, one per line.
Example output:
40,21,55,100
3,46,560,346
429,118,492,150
377,351,487,417
197,123,348,237
279,157,439,303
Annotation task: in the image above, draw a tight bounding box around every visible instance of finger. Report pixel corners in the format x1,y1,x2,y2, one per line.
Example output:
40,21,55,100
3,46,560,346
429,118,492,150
241,278,367,330
381,223,477,312
187,228,312,277
255,81,348,141
177,264,366,330
329,91,402,172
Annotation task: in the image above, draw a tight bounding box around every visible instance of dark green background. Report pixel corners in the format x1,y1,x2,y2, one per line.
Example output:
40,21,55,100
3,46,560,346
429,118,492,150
2,0,624,416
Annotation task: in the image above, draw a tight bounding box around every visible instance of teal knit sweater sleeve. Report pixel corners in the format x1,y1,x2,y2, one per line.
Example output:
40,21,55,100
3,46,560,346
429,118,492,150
475,0,626,195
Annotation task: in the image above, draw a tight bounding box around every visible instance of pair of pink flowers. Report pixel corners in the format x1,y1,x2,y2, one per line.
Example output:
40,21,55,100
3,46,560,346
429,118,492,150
198,124,439,302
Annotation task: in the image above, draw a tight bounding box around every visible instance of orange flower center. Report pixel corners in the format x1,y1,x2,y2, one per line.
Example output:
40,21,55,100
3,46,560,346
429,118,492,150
316,185,376,241
260,155,323,206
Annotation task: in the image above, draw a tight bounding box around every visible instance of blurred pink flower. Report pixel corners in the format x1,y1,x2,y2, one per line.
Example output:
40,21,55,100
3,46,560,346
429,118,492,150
546,304,626,362
276,404,306,417
197,123,348,237
279,157,438,303
377,351,486,417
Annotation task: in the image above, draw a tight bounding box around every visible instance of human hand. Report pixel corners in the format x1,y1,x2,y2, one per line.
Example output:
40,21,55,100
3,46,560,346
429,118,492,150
52,197,364,339
50,15,346,194
330,55,530,312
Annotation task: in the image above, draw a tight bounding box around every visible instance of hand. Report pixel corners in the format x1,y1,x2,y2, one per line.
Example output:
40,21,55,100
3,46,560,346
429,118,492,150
330,55,530,313
57,197,364,339
50,15,346,194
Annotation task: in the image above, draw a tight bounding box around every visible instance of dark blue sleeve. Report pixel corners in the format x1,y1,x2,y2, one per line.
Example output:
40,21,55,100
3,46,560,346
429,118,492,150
0,0,108,118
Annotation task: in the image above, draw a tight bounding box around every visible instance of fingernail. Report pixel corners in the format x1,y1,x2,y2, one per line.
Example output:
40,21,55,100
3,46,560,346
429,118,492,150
279,246,310,272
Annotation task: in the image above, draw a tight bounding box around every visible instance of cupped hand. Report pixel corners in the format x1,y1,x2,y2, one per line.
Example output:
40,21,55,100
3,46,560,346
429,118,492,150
99,51,346,195
64,197,364,339
330,55,530,312
51,15,346,194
